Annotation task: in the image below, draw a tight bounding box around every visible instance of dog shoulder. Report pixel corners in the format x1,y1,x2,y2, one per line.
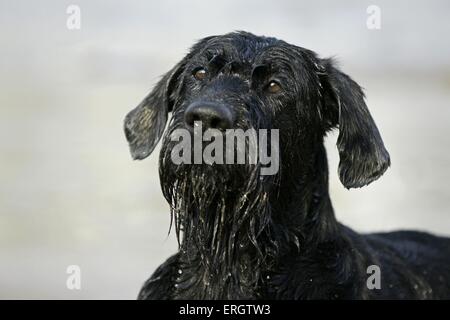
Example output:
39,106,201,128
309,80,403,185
137,254,179,300
366,230,450,257
363,230,450,298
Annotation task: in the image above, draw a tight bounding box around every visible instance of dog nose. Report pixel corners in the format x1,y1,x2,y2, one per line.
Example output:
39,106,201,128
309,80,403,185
184,102,234,130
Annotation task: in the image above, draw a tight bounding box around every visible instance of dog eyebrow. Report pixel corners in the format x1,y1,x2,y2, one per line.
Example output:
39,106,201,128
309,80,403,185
208,54,228,68
251,64,270,79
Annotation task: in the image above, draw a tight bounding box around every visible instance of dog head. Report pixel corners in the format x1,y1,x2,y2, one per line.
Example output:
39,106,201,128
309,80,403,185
124,31,389,189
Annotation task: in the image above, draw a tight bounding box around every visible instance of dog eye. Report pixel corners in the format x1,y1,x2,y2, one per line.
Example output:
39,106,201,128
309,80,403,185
193,68,207,81
266,81,281,94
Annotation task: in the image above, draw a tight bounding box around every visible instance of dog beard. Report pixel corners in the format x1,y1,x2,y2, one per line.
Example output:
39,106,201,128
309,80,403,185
159,133,277,299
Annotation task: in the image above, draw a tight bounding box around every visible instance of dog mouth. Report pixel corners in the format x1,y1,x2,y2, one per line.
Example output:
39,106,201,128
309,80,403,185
161,120,280,179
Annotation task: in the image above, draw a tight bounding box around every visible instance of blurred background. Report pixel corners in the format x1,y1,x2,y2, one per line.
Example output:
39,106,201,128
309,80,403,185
0,0,449,299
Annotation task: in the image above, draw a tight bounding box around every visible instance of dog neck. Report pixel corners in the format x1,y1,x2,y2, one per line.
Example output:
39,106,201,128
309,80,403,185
272,142,339,243
171,143,340,299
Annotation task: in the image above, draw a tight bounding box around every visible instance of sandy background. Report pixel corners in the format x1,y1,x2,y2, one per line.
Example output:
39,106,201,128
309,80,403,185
0,0,449,299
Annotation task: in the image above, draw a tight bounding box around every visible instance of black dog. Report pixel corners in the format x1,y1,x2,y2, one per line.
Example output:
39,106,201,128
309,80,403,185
124,32,450,299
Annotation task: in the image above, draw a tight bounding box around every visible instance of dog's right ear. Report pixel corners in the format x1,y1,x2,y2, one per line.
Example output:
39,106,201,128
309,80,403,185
124,36,216,160
123,61,185,160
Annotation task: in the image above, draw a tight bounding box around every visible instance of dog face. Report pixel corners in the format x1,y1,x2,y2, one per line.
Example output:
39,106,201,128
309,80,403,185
124,31,389,189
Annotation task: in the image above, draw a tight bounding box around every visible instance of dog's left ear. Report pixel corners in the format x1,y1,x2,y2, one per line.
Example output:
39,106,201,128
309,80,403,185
320,58,390,189
123,61,185,160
